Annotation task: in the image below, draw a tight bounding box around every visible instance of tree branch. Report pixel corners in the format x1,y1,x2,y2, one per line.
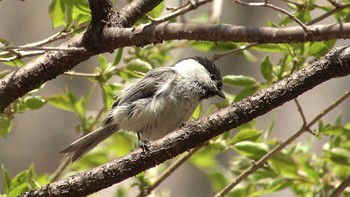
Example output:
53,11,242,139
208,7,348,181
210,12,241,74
330,176,350,197
88,0,115,22
116,0,164,27
1,22,349,112
20,45,350,197
0,0,163,112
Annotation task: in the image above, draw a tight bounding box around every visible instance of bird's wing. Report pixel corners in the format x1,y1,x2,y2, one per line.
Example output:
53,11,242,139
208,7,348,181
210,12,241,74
118,67,177,104
102,67,177,125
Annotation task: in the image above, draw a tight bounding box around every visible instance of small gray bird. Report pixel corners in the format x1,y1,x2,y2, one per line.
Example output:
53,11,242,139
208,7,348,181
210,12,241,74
61,56,225,162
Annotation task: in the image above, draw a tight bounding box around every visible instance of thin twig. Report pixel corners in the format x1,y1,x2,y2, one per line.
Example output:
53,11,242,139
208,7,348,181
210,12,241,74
327,0,342,8
307,4,350,25
282,0,306,9
141,146,203,196
147,0,213,24
294,99,307,125
329,176,350,197
211,43,258,61
0,28,85,62
215,89,350,197
64,71,100,78
23,30,75,48
234,0,309,32
0,46,85,52
51,157,71,182
294,98,317,135
0,51,45,62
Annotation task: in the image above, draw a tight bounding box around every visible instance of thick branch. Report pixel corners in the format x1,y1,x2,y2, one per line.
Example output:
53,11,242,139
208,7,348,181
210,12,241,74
88,0,115,22
108,22,349,47
1,22,349,112
117,0,164,27
0,0,163,112
21,46,350,197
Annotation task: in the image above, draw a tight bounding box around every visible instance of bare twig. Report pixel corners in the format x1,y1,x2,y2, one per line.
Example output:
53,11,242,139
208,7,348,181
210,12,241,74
51,158,71,182
294,99,307,125
294,98,317,135
282,0,305,9
0,46,85,52
307,4,350,25
142,146,202,196
234,0,309,32
0,28,84,62
23,30,76,48
215,90,350,197
147,0,213,24
64,71,100,78
330,176,350,197
211,43,258,61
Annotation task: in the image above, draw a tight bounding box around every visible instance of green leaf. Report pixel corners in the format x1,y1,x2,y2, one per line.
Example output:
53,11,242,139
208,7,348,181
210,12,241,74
102,83,122,111
309,40,336,58
68,0,91,25
99,54,109,71
230,129,261,145
112,48,123,66
234,84,260,102
190,149,218,169
24,96,46,110
227,184,247,197
2,165,11,194
326,147,350,165
242,50,257,62
223,75,258,87
0,70,12,79
48,94,74,112
0,37,9,45
147,2,164,18
75,86,94,119
269,153,298,177
209,171,227,191
265,177,292,193
301,161,320,184
126,58,152,73
232,141,269,159
2,59,25,67
260,55,273,81
191,41,237,52
8,183,28,197
49,0,66,28
253,44,288,53
192,103,202,120
322,125,344,136
0,119,12,138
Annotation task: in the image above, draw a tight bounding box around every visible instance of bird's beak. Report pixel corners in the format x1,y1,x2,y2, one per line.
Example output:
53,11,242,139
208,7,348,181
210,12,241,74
216,90,226,99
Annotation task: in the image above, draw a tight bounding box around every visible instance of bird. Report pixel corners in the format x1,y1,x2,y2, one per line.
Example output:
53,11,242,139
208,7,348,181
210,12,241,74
61,56,225,162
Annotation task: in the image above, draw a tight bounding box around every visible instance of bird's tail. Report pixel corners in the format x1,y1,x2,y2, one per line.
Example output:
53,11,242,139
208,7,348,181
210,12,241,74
61,124,119,162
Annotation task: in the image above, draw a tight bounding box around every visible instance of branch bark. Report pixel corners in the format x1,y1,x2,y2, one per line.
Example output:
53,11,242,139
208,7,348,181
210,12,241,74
1,22,350,112
0,0,163,112
21,45,350,197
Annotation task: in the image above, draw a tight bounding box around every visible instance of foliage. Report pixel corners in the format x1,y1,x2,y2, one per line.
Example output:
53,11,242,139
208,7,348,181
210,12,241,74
1,0,350,196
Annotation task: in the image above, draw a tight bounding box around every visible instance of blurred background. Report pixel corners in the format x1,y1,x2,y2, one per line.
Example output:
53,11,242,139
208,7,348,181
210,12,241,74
1,0,350,196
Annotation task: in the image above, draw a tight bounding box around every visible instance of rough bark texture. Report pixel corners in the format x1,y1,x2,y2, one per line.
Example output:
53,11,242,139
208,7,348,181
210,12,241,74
0,0,163,112
1,20,350,111
21,46,350,197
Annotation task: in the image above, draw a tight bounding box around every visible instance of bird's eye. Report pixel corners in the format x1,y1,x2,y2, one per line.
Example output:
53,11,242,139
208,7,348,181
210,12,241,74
217,82,222,90
210,74,216,80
